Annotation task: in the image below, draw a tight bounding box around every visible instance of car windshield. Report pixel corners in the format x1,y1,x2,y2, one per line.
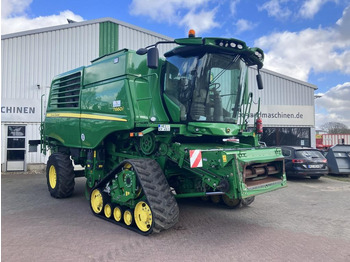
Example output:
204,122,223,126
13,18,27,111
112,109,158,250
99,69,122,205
295,150,324,159
163,53,248,123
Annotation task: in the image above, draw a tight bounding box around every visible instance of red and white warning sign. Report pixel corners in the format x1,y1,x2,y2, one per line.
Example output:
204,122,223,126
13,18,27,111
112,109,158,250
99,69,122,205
189,150,203,168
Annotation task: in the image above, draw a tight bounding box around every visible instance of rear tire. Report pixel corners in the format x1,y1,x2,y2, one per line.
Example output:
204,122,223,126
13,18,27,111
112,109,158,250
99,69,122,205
46,153,75,198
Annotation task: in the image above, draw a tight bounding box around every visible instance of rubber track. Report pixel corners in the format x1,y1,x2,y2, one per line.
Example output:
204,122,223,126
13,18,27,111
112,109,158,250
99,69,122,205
92,159,179,235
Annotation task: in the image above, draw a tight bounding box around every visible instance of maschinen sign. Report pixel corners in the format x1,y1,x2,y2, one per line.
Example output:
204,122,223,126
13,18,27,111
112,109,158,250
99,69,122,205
1,99,41,122
248,105,315,126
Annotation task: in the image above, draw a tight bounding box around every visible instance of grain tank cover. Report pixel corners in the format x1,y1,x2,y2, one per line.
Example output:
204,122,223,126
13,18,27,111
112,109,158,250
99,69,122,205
83,49,148,86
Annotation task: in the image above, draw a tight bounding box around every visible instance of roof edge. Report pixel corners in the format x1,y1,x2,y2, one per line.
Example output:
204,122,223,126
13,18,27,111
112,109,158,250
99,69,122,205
250,67,317,90
1,17,174,41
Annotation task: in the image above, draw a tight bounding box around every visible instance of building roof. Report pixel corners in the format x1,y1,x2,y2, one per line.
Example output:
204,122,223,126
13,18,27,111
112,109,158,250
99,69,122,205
260,68,317,90
1,17,174,41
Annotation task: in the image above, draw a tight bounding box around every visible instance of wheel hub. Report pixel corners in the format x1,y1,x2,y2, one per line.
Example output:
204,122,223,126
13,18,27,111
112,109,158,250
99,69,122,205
49,165,57,189
134,201,153,232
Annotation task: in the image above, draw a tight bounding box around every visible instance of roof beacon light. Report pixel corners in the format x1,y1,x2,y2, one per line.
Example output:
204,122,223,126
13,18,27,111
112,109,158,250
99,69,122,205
188,29,196,38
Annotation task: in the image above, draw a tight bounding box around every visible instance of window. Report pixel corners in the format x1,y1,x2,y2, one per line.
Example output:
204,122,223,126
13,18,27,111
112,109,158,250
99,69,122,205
295,150,324,159
6,125,26,171
164,53,247,123
261,127,311,147
282,149,291,157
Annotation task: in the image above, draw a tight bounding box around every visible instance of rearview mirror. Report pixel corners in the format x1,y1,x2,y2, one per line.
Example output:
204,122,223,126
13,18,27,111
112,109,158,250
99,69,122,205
256,73,263,90
147,47,159,69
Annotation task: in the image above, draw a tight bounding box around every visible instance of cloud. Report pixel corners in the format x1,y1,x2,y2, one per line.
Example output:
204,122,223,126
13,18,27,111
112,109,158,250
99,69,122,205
1,0,84,35
254,7,350,81
315,82,350,128
179,8,219,34
299,0,336,19
129,0,219,35
235,19,257,34
1,0,32,17
258,0,292,20
230,0,241,16
336,5,350,38
259,0,339,20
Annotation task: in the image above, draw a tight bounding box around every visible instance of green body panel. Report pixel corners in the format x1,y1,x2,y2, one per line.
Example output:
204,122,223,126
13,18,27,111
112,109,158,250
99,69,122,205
99,22,118,57
80,78,133,148
44,67,84,148
187,122,240,136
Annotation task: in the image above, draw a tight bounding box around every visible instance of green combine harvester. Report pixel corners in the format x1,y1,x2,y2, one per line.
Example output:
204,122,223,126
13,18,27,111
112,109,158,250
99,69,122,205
35,30,287,235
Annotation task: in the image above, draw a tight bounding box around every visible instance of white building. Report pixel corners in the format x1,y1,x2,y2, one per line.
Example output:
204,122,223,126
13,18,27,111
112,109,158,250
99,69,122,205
1,17,317,172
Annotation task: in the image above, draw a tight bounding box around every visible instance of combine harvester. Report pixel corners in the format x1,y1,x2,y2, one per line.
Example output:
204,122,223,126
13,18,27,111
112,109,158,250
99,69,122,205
31,30,287,235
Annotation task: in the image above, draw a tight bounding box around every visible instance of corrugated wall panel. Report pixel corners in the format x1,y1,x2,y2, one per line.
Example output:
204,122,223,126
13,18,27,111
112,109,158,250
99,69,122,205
248,68,315,106
1,23,100,167
26,123,47,164
118,25,176,56
1,23,99,100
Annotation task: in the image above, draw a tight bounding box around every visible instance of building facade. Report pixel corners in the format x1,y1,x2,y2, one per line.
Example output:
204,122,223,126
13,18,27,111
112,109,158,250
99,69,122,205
1,17,316,172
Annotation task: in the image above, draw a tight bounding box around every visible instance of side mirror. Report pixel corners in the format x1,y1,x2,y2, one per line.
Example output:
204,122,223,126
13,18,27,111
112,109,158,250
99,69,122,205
147,47,159,69
256,73,263,90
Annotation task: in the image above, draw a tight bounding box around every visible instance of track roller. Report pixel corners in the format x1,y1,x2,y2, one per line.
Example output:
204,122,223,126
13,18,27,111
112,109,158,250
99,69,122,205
113,206,123,222
104,203,112,219
124,209,134,226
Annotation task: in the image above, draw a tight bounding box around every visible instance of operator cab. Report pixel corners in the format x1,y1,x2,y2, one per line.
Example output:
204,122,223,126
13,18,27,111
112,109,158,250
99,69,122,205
163,50,247,123
137,30,264,125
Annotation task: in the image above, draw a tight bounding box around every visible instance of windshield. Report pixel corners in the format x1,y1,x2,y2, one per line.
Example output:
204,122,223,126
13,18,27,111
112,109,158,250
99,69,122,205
164,53,248,123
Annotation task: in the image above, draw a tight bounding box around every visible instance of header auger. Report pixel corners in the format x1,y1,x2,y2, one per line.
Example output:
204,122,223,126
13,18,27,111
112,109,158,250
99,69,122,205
34,29,287,234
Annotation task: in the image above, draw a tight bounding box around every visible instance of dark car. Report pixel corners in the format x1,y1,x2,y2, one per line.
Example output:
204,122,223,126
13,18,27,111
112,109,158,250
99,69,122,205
281,146,328,179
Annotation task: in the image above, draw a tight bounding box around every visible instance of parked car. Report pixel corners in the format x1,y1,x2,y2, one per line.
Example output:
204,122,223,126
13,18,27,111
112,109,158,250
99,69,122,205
281,146,328,179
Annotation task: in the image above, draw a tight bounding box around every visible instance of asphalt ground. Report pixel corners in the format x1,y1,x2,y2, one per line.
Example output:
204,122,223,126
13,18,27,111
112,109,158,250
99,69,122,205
2,172,350,262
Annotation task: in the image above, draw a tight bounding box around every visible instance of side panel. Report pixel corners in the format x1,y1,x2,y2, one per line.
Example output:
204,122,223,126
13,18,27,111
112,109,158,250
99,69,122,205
80,79,134,148
129,72,169,123
45,69,84,148
44,115,81,147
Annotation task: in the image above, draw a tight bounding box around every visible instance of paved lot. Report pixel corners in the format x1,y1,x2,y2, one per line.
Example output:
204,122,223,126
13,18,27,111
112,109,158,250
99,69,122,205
2,172,350,262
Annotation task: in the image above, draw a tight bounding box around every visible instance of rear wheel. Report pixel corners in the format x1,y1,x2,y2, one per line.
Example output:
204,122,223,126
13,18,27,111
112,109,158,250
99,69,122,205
46,153,75,198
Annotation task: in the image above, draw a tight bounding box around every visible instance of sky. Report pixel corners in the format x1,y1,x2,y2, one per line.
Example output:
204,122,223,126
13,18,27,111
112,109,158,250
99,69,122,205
1,0,350,129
